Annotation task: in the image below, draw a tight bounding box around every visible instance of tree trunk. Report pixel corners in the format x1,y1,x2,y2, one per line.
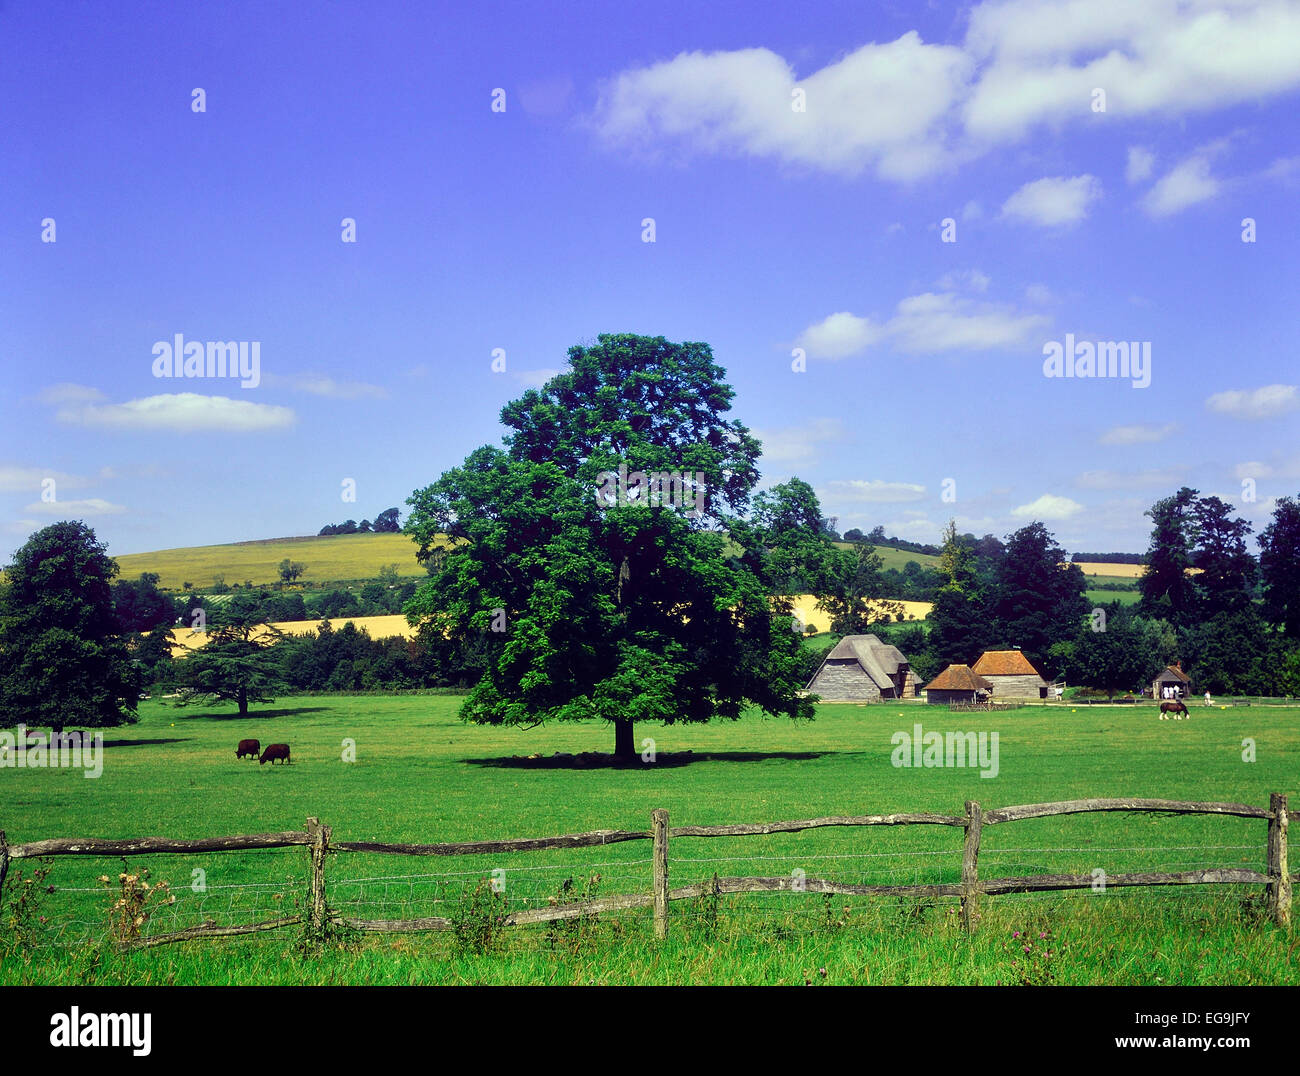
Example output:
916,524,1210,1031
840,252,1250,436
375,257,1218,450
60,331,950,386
238,687,248,717
614,717,635,761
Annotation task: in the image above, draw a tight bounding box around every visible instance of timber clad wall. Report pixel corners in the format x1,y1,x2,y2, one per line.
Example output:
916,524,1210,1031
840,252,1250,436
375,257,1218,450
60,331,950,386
986,674,1047,698
808,660,883,701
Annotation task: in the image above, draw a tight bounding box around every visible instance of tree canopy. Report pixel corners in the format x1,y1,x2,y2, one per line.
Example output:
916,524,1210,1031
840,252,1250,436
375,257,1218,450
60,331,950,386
0,521,139,731
403,333,814,759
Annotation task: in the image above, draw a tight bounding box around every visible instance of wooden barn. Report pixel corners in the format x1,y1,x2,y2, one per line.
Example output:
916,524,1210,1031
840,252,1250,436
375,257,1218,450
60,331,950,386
922,664,993,706
1152,661,1191,699
972,649,1050,699
805,634,919,701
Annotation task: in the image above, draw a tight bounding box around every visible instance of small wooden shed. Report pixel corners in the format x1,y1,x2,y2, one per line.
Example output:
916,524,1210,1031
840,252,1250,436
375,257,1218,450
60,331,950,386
922,664,993,706
973,649,1050,699
1152,661,1191,699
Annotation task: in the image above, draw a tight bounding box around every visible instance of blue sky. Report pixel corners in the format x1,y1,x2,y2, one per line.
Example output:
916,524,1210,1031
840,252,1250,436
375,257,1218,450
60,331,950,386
3,0,1298,563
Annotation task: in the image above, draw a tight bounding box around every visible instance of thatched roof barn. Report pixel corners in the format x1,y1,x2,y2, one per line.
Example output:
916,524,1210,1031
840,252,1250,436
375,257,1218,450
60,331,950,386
972,650,1050,699
805,634,919,701
922,664,993,706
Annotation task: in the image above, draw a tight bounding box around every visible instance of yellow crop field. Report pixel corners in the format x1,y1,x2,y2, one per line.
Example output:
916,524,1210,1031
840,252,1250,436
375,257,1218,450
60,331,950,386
1072,561,1146,578
113,533,435,591
786,593,931,627
166,595,932,656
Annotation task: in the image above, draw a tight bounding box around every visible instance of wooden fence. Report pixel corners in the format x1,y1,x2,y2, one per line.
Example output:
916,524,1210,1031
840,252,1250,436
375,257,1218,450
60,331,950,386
1,794,1293,949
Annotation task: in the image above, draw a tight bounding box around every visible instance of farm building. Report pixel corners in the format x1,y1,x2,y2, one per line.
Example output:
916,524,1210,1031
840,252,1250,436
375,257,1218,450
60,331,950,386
1153,661,1191,699
805,634,920,701
922,664,993,706
972,649,1050,699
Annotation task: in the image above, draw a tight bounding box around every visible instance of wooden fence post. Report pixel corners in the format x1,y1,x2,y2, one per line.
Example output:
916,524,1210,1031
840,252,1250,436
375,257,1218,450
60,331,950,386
306,817,331,933
961,801,982,932
0,830,9,908
652,809,669,941
1267,793,1291,929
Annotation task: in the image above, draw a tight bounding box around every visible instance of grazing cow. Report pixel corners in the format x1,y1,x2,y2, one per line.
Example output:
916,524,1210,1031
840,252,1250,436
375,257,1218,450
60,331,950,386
1159,700,1189,720
236,738,260,760
260,743,290,765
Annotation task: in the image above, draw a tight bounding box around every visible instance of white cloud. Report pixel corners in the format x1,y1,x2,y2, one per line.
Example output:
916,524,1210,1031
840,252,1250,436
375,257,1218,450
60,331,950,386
1001,174,1101,226
795,312,883,359
753,418,846,465
592,4,1300,179
1206,384,1299,420
796,288,1049,360
1076,467,1185,490
23,497,126,516
1099,422,1177,445
963,0,1300,142
961,199,984,220
1142,153,1220,216
1024,283,1055,305
512,368,562,389
1126,145,1156,184
1011,493,1084,519
56,393,296,432
821,478,928,503
0,464,90,493
591,35,973,179
37,383,107,405
886,292,1050,353
291,376,388,400
935,269,991,293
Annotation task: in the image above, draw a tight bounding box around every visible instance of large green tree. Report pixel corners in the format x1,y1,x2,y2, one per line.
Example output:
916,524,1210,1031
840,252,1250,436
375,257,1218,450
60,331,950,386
1190,496,1257,619
1139,487,1200,621
1259,495,1300,638
403,333,813,760
0,521,139,731
992,522,1088,667
173,592,286,716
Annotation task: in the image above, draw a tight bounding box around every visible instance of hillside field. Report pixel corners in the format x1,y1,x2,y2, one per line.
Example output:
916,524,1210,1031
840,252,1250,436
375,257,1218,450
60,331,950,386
3,695,1296,986
112,533,431,591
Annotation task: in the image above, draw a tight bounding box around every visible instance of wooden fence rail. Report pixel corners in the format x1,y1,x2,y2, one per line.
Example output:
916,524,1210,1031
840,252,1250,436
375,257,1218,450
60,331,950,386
1,794,1293,949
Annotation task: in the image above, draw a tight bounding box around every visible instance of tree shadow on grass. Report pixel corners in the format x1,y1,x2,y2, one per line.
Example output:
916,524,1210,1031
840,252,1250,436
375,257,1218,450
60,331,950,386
170,707,330,721
463,750,830,770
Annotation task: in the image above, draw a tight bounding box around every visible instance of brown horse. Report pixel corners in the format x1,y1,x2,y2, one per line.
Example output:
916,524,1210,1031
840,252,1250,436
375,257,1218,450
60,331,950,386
1159,700,1189,720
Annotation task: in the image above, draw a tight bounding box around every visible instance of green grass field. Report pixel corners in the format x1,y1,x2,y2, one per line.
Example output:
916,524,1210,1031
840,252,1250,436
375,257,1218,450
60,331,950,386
3,695,1297,985
833,542,941,571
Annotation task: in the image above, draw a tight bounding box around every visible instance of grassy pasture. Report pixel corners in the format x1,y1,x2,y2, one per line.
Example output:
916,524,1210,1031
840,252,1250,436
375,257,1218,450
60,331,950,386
2,695,1297,985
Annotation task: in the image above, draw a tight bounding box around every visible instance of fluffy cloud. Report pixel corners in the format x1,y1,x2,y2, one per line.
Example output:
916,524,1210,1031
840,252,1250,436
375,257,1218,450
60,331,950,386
1206,384,1299,420
1126,145,1156,184
1000,175,1101,226
963,0,1300,141
592,35,973,179
23,497,126,516
752,418,846,464
1098,422,1177,445
0,464,90,493
1142,153,1221,216
795,312,883,359
1076,467,1185,490
821,479,928,503
796,289,1049,360
593,3,1300,178
36,383,107,405
1011,493,1084,519
56,393,296,432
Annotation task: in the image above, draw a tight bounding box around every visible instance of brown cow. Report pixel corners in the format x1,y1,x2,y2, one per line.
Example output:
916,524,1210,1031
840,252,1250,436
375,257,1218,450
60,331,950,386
260,743,290,765
236,738,260,760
